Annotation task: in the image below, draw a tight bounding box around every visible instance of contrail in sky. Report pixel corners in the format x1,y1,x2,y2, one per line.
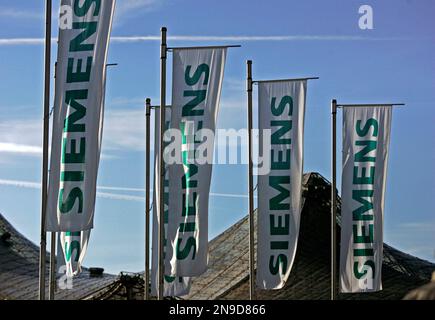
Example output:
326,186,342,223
0,35,401,46
0,178,252,201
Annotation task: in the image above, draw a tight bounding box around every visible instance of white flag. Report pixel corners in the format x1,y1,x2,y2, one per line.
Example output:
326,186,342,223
151,108,191,297
57,230,91,277
46,0,115,232
165,48,226,277
257,80,306,289
339,106,392,293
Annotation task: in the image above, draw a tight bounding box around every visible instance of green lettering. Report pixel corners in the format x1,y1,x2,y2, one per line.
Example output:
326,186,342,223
270,241,288,250
353,224,374,243
61,137,86,164
176,237,196,260
61,171,84,182
179,222,196,232
269,254,288,276
352,189,374,221
271,96,293,117
269,176,290,210
355,140,377,162
182,193,197,216
185,64,209,86
271,120,292,145
356,118,378,137
74,0,101,17
58,187,83,214
271,149,290,170
354,248,374,256
182,90,206,117
67,57,93,83
64,90,87,132
64,240,81,262
353,165,375,184
353,260,375,279
69,22,97,52
270,214,290,235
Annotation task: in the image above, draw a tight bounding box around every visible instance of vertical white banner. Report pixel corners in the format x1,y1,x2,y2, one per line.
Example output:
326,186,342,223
151,109,191,297
46,0,115,232
165,48,226,277
339,106,392,293
257,80,306,289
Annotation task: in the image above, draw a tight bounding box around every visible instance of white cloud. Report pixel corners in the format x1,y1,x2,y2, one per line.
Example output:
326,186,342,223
116,0,161,16
0,118,42,151
112,35,377,42
223,78,245,93
397,222,435,233
0,7,42,19
386,221,435,262
0,142,42,155
114,0,163,25
102,94,246,153
97,186,254,199
97,185,144,192
0,38,45,46
0,178,40,189
0,108,148,158
219,97,244,110
0,178,252,200
0,178,144,202
96,191,144,202
0,35,404,46
102,109,148,152
110,97,150,107
0,93,245,161
0,117,114,159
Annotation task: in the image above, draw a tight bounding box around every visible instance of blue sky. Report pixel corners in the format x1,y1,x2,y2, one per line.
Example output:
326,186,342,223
0,0,434,274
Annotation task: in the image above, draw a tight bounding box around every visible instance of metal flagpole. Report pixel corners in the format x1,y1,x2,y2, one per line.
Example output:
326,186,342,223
49,232,56,300
246,60,255,300
48,61,58,301
145,98,151,300
158,26,167,301
39,0,52,301
331,99,337,301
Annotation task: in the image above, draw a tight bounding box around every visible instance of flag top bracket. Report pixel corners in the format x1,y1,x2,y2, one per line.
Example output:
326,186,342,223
336,103,405,108
167,45,241,51
149,105,172,109
253,77,319,84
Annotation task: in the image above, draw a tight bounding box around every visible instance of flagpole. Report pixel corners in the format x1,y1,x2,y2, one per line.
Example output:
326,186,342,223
158,26,167,301
39,0,52,301
331,99,337,300
247,60,255,300
48,61,58,301
145,98,151,300
48,232,56,299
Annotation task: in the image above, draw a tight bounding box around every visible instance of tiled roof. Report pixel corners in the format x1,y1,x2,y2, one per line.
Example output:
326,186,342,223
184,172,435,300
0,213,117,300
